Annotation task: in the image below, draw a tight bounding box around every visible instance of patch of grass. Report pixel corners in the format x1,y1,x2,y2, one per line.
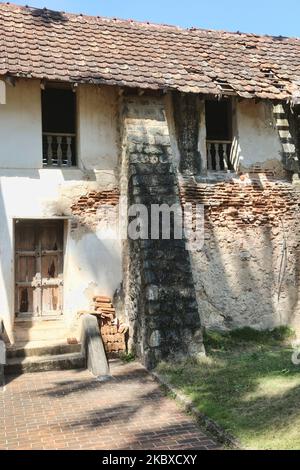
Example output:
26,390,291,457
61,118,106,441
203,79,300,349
203,326,295,351
157,327,300,450
119,352,136,363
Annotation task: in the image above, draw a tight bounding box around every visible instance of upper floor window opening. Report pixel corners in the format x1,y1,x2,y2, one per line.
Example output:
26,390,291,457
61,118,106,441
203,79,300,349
205,99,234,172
42,86,77,167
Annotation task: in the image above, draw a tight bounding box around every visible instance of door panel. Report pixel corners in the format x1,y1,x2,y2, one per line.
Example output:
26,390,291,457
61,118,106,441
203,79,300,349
41,286,61,315
41,255,59,279
15,220,64,318
18,287,34,314
40,222,63,250
17,256,36,282
15,224,36,251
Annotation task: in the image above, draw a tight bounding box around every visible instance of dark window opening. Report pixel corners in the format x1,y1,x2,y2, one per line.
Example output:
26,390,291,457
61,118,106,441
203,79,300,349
205,99,233,171
42,87,76,167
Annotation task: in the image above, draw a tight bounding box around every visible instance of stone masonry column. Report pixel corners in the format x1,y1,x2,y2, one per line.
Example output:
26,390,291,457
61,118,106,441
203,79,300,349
122,95,205,369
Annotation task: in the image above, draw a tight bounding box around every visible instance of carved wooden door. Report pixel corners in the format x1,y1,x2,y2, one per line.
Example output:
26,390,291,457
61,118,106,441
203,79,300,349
15,220,64,318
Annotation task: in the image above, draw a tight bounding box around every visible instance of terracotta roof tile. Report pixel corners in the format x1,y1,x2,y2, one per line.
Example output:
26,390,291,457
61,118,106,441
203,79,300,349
1,2,300,100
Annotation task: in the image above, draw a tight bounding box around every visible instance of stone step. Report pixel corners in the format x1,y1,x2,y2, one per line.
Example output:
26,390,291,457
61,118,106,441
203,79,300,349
7,341,81,359
5,352,85,375
13,320,79,343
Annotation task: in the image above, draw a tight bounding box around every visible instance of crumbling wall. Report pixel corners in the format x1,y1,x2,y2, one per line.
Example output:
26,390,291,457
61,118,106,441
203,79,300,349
70,188,120,231
180,173,300,331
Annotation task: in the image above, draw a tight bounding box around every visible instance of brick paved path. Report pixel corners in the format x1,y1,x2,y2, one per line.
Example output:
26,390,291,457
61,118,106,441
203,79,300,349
0,360,219,450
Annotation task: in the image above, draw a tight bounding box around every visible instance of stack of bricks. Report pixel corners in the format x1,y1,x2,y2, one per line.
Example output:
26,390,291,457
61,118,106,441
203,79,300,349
93,296,128,357
71,189,120,216
180,173,300,229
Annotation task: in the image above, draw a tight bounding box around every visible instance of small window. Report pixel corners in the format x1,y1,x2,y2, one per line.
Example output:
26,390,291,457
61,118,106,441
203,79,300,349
42,87,76,167
205,99,233,171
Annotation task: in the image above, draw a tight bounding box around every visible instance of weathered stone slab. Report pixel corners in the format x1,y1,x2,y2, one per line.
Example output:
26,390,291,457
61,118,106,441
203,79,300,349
81,314,110,378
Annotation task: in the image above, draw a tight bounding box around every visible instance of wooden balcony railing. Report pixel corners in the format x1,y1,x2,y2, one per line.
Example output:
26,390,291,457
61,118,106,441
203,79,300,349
206,140,233,171
43,133,76,167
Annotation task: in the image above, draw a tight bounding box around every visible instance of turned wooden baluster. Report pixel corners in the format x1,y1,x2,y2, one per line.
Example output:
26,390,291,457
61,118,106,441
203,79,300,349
66,136,72,166
215,144,221,171
222,143,228,171
207,142,213,171
57,136,63,167
47,135,53,166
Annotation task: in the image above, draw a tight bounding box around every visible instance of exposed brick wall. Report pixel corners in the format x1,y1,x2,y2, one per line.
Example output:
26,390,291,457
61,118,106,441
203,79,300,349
179,172,300,332
69,188,120,232
180,173,300,228
71,189,120,215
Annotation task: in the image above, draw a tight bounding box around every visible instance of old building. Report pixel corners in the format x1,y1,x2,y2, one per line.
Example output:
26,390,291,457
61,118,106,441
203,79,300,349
1,3,300,369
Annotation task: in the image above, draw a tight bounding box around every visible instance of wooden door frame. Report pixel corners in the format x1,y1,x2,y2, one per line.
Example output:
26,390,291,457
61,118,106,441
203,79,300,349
13,217,70,322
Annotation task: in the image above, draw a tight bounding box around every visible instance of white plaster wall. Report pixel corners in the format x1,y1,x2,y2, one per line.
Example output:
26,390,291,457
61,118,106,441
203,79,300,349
63,218,122,321
0,80,42,169
236,100,282,167
191,223,300,332
0,80,122,338
77,84,119,170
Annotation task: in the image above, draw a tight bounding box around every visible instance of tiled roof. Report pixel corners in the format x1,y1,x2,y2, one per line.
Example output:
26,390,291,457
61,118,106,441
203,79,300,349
1,2,300,101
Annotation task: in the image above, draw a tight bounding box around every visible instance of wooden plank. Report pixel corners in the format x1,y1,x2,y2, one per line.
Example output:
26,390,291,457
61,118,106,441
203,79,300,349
41,279,63,287
16,251,36,257
40,220,63,316
41,250,63,255
15,221,37,316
